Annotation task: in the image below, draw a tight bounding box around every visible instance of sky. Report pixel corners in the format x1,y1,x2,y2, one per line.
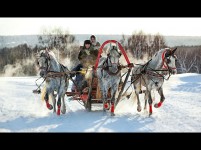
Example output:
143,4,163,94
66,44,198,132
0,18,201,36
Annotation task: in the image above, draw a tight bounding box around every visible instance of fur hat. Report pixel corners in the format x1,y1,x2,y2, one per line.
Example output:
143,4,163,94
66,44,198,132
90,35,96,39
84,40,91,45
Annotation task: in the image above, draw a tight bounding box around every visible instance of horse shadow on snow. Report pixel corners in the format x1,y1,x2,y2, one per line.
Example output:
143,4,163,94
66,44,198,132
0,109,155,132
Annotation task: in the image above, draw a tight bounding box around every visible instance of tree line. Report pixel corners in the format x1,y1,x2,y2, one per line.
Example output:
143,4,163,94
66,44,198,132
120,31,201,74
0,29,201,76
0,44,39,76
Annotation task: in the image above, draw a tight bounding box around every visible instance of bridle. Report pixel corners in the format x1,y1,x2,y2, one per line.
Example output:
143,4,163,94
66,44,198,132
162,50,177,71
102,49,122,76
146,49,177,81
37,52,51,75
33,52,51,94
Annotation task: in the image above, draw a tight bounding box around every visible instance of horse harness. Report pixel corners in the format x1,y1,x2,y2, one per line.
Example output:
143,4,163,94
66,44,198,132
34,52,70,93
38,53,69,79
98,48,124,76
130,49,177,91
100,56,122,76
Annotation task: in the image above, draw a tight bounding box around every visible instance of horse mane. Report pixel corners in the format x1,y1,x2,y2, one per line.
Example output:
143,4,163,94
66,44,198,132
37,49,58,62
148,48,171,69
48,51,57,62
153,48,170,59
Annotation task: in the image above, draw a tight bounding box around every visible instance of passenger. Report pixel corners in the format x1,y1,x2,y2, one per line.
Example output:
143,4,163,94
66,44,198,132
90,35,101,50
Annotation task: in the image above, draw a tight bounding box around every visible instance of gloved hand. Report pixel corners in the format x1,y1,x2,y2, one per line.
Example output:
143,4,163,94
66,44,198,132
70,72,76,78
77,64,83,70
127,63,134,68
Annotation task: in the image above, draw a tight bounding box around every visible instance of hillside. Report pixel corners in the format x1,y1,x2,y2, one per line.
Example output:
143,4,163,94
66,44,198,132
1,35,201,49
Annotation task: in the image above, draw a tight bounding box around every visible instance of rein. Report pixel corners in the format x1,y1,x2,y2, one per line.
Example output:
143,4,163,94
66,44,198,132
33,76,46,94
45,71,68,78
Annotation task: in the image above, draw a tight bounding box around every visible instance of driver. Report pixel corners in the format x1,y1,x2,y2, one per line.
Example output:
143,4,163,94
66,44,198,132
71,40,98,92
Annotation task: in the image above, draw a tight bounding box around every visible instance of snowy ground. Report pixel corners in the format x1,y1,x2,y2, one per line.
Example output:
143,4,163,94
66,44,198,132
0,73,201,132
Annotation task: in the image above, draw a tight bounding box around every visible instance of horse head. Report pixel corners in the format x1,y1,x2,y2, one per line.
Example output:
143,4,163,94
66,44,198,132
106,43,122,73
163,48,178,75
36,49,51,77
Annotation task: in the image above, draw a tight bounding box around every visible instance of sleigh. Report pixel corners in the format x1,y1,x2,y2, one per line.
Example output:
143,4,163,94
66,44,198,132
66,40,134,111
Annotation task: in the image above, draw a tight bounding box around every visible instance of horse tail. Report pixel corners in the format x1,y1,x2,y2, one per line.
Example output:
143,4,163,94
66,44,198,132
130,91,137,102
41,85,46,101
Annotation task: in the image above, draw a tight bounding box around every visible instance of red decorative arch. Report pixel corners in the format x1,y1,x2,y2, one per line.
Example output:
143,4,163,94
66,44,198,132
94,40,131,70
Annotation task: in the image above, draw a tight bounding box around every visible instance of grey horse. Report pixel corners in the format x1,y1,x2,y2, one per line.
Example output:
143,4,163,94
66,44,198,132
36,49,69,115
97,44,122,116
131,48,177,116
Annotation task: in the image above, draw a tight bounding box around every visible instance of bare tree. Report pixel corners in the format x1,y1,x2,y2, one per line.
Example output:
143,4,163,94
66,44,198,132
38,27,76,61
175,46,201,74
122,30,167,61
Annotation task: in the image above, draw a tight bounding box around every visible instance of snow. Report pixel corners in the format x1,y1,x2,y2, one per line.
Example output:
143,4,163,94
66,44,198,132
0,73,201,132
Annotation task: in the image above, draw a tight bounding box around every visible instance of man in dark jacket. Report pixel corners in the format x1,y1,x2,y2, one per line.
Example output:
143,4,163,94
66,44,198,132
71,40,98,92
78,39,98,68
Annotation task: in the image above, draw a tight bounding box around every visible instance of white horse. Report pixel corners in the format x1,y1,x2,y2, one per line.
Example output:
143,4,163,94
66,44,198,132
36,49,69,115
97,44,122,116
131,48,177,116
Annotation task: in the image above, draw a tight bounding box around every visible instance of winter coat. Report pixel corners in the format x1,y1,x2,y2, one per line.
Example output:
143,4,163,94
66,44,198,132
91,41,101,50
78,46,98,68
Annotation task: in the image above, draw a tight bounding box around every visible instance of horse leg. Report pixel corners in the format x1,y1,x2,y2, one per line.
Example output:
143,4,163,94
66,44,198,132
154,87,165,108
61,81,68,114
110,89,117,116
147,90,153,116
61,94,66,114
110,102,115,116
99,79,108,112
110,86,118,116
103,88,109,112
57,95,61,116
133,83,142,112
50,92,56,113
45,92,53,110
144,90,148,110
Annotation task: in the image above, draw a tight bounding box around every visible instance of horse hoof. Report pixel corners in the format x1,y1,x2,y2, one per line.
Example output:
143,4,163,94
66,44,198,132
126,95,131,99
154,102,162,108
137,108,141,112
46,104,53,110
61,109,66,114
111,113,115,116
149,112,152,117
137,106,142,112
